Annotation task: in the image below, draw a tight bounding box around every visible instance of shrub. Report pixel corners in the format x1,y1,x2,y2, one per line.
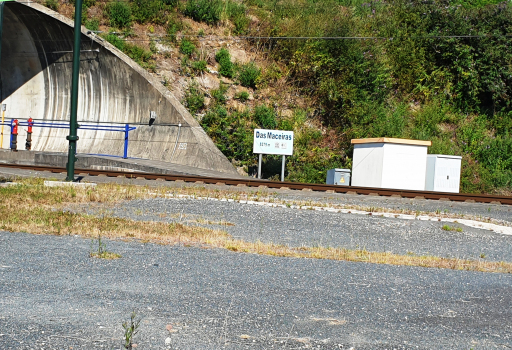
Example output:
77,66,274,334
235,91,249,101
184,81,205,114
211,83,228,105
254,105,277,129
166,14,183,42
105,34,126,51
184,0,223,24
215,48,234,78
44,0,58,11
238,62,261,88
105,34,154,70
85,18,100,31
106,1,132,29
131,0,168,25
180,39,196,57
226,0,249,34
192,60,207,72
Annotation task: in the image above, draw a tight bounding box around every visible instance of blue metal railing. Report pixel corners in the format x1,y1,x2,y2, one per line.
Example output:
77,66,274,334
2,119,137,159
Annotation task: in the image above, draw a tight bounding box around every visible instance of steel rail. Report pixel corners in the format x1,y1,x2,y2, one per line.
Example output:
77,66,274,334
1,163,511,205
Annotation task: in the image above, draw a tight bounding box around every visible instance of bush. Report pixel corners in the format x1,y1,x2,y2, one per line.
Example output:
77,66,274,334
105,34,154,70
105,34,126,51
131,0,168,25
226,0,249,34
254,105,277,129
85,18,100,31
238,62,261,88
184,0,223,24
44,0,58,11
180,39,196,57
184,81,205,114
192,60,207,72
211,83,228,105
215,48,234,78
235,91,249,101
106,1,132,29
166,14,183,42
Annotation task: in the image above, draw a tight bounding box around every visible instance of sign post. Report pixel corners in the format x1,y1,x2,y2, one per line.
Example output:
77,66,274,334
253,129,294,181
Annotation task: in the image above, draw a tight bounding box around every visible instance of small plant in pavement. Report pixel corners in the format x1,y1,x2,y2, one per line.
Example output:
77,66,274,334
90,234,121,259
123,311,141,349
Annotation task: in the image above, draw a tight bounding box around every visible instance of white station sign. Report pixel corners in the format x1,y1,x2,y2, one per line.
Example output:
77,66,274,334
253,129,294,156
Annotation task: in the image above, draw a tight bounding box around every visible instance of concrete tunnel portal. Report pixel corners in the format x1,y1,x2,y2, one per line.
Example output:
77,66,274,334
0,1,238,175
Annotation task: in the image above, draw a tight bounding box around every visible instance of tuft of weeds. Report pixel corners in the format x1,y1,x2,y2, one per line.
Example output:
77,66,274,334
123,311,141,349
442,225,463,232
90,234,122,259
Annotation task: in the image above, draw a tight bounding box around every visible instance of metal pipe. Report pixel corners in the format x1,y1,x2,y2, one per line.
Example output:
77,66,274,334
65,0,83,181
281,155,285,182
258,154,262,179
123,123,129,159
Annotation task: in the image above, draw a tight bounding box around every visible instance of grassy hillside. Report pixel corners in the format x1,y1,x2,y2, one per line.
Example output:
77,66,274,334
40,0,512,194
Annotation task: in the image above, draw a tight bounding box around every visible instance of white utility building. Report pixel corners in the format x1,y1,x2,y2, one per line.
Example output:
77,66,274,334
424,154,462,193
351,138,431,191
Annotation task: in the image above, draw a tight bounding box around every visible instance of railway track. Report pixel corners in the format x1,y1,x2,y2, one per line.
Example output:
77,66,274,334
1,163,511,205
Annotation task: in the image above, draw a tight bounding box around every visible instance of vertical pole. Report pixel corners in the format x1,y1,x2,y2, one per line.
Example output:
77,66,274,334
0,107,4,149
0,2,5,144
281,155,285,182
8,118,12,149
65,0,83,181
123,123,129,159
258,153,262,179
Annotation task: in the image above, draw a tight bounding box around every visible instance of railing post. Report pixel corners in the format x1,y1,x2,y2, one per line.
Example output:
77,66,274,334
123,123,129,159
9,118,12,149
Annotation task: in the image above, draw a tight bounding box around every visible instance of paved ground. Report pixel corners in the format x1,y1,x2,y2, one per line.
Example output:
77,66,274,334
1,167,512,349
1,232,512,350
90,197,512,262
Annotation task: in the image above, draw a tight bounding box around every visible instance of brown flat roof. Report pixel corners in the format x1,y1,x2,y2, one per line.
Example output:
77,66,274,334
351,138,432,146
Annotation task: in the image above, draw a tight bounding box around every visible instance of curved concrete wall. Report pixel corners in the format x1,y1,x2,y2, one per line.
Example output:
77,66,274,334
0,2,237,174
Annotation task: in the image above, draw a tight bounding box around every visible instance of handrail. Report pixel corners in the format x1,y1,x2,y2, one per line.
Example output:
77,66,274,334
4,119,137,159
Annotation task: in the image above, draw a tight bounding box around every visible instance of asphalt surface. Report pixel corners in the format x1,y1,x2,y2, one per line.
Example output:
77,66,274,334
1,231,512,350
1,167,512,349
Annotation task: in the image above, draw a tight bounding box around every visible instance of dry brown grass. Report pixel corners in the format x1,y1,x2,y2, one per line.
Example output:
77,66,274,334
1,178,511,274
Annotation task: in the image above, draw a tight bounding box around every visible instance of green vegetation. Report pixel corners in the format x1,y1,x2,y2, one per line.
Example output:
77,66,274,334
44,0,59,11
184,81,205,114
46,0,512,192
235,91,250,101
180,39,196,57
192,59,208,72
123,311,141,350
211,83,229,105
90,235,121,259
238,62,261,88
85,18,100,31
201,0,510,192
184,0,223,24
215,48,235,78
106,1,132,29
105,34,155,71
442,225,463,232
